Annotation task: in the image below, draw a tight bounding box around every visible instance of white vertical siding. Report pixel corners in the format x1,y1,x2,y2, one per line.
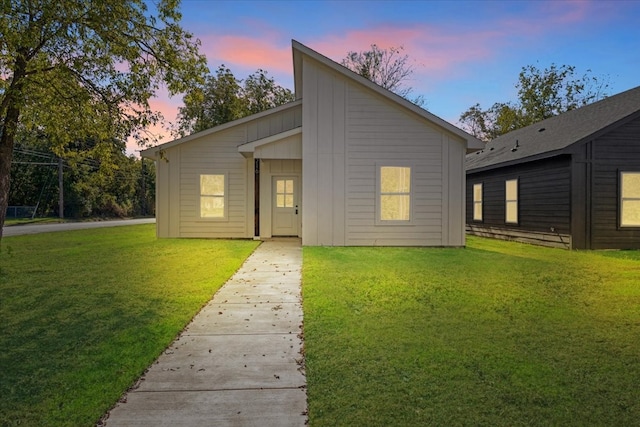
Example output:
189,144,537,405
302,58,346,245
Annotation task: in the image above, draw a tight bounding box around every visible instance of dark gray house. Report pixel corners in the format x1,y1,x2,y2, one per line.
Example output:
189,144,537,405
466,85,640,250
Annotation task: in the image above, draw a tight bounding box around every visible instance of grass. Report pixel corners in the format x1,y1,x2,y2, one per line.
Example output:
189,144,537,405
303,236,640,426
0,225,259,426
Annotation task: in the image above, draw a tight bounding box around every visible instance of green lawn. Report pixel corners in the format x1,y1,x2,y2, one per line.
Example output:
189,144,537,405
303,236,640,426
0,225,259,426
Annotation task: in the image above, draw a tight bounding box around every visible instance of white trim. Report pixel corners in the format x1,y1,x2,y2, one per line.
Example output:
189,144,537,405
473,183,483,221
505,178,519,224
198,172,229,221
375,163,414,225
620,171,640,227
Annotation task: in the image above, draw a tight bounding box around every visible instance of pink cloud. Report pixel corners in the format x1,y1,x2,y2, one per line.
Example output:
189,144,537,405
304,24,501,89
199,34,292,74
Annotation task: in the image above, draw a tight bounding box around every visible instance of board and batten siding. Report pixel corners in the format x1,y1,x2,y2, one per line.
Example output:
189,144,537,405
301,57,347,245
302,55,467,246
581,115,640,249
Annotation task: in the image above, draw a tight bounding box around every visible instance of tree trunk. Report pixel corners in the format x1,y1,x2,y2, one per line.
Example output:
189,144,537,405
0,55,27,241
0,106,18,241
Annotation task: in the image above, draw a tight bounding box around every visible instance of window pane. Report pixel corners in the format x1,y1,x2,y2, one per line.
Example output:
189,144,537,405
285,179,293,194
381,195,410,220
201,174,224,196
506,179,518,200
381,167,410,193
622,173,640,198
621,200,640,226
201,196,224,218
506,201,518,223
277,179,285,194
285,195,294,208
473,183,482,202
277,194,285,208
474,203,483,221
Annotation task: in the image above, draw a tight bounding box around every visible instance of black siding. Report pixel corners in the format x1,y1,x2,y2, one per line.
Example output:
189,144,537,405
588,115,640,249
466,155,572,234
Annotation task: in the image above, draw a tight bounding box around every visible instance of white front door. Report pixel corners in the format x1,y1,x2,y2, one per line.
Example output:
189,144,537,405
272,176,300,236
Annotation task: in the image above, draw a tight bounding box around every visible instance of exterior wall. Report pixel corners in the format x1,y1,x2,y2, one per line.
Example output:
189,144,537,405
152,103,302,239
155,127,252,238
573,115,640,249
466,156,573,249
301,57,347,245
302,56,468,246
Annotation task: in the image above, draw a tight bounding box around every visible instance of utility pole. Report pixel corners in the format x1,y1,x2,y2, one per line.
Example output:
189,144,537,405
58,157,64,219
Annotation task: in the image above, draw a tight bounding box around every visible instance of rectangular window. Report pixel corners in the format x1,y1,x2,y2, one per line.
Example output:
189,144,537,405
200,174,225,218
621,172,640,227
276,179,295,208
473,183,483,221
379,166,411,222
505,179,518,224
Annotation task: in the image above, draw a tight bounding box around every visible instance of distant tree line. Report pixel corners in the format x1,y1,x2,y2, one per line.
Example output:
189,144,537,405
459,64,610,141
175,66,295,137
9,136,154,219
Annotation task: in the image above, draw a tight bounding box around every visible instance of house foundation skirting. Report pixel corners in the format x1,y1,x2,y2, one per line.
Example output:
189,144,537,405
466,225,572,250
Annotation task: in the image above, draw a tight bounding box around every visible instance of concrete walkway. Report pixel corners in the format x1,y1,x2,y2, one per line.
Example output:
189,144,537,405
102,239,306,426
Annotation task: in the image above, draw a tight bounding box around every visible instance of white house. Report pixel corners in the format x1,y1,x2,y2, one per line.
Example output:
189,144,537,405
142,40,483,246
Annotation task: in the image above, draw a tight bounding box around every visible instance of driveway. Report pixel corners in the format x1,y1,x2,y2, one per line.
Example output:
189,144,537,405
2,218,156,237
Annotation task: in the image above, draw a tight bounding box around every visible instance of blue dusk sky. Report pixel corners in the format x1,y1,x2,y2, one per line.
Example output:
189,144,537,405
141,0,640,150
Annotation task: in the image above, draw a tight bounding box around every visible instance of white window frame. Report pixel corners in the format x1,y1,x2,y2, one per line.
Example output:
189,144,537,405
199,173,228,220
620,171,640,227
376,164,413,225
505,179,518,224
473,183,483,221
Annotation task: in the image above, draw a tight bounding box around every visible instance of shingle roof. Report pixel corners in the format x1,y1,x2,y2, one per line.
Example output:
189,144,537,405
466,85,640,172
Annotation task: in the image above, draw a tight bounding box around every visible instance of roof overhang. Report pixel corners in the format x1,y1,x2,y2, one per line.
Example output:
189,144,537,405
238,127,302,158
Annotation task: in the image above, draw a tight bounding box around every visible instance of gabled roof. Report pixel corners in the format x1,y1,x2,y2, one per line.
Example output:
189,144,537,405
142,40,484,159
466,85,640,172
291,40,484,152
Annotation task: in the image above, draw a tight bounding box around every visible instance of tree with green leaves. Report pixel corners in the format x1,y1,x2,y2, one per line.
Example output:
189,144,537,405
176,66,295,137
0,0,208,238
342,44,425,106
459,63,610,141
